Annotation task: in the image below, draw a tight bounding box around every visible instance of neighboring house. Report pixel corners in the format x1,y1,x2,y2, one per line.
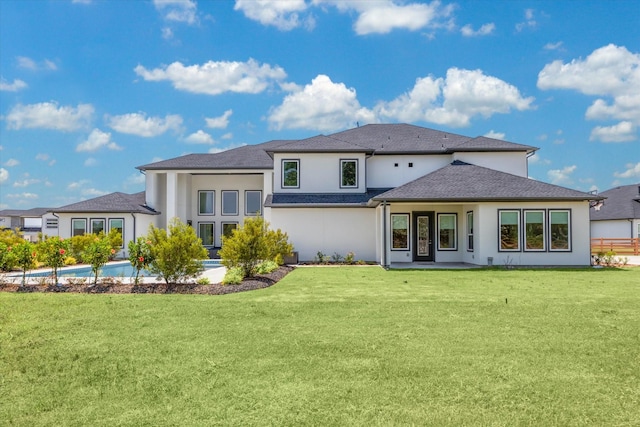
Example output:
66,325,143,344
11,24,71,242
42,192,159,258
0,207,51,241
590,184,640,240
133,123,599,267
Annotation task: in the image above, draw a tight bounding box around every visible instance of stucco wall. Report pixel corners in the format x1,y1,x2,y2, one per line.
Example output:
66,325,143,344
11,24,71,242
269,207,377,262
591,220,637,239
453,151,529,177
366,155,452,188
273,153,367,193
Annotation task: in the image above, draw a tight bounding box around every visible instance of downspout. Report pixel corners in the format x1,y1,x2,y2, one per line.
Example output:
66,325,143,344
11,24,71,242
52,212,60,237
131,213,136,241
382,201,388,268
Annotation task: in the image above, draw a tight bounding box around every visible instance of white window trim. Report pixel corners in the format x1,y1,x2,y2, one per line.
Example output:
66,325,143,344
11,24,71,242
198,190,215,216
523,210,546,252
221,190,239,216
282,159,300,189
437,213,457,251
340,159,358,189
245,190,262,216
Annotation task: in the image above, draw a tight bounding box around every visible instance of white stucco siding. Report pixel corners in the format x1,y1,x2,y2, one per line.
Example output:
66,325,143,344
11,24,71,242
475,201,591,266
269,207,377,262
273,153,367,193
366,155,451,188
453,152,529,177
591,220,637,239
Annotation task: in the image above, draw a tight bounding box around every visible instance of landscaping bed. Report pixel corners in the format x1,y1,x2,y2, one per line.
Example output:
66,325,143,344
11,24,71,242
0,265,293,295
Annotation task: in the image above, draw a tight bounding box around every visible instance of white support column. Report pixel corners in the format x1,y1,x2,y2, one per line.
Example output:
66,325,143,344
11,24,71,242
263,171,273,222
145,171,157,210
165,172,177,227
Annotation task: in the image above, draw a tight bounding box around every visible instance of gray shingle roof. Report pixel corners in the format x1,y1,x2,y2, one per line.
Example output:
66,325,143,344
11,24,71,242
137,123,538,171
0,207,51,217
590,184,640,220
265,188,391,207
51,192,159,214
373,161,600,202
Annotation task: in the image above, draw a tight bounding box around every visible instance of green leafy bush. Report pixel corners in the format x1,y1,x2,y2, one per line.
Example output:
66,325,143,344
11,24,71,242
0,242,18,272
128,237,155,285
83,235,113,285
221,267,244,285
13,241,37,285
218,216,293,279
256,260,279,274
37,237,70,284
146,218,208,284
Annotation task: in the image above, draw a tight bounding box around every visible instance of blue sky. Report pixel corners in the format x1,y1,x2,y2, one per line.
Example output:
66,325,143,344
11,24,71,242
1,0,639,210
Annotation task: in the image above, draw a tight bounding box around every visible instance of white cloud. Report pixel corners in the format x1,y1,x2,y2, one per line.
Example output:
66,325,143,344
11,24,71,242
221,132,233,140
162,27,174,40
461,23,495,37
3,158,20,167
538,44,640,141
67,180,89,190
0,168,8,185
6,192,38,200
547,165,576,185
81,188,109,197
544,41,563,51
16,56,57,71
76,128,123,152
351,1,454,35
135,59,287,95
516,8,537,32
589,121,637,143
528,153,551,165
107,113,183,137
0,78,27,92
234,0,313,31
84,158,97,167
185,130,215,144
484,130,505,139
208,142,247,154
6,102,94,131
377,68,534,127
153,0,198,24
268,74,376,132
35,153,56,166
205,109,233,129
124,172,146,187
614,162,640,179
13,178,40,188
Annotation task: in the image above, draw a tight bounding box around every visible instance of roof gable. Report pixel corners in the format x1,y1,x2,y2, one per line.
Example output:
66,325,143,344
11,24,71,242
374,161,598,202
51,192,159,215
590,183,640,220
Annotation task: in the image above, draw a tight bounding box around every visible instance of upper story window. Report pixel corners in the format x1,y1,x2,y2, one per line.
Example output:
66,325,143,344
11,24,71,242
222,191,239,216
199,190,215,215
245,191,262,216
340,159,358,188
282,159,299,188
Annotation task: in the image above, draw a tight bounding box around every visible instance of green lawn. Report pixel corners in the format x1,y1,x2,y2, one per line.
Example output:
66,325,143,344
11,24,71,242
1,267,639,426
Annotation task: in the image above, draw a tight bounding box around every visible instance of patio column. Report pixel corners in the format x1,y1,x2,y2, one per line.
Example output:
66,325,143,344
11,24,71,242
263,171,273,222
165,172,177,227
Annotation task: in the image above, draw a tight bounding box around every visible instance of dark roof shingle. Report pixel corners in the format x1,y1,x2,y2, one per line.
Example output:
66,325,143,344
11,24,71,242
51,192,159,214
590,184,640,220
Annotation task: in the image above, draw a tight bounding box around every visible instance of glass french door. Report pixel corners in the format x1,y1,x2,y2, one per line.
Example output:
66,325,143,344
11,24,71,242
413,212,434,261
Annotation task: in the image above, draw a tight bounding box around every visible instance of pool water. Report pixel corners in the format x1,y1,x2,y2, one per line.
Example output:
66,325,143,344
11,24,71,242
21,260,222,279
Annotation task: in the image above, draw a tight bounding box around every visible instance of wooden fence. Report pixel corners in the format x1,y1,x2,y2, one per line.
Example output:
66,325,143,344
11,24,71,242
591,238,639,255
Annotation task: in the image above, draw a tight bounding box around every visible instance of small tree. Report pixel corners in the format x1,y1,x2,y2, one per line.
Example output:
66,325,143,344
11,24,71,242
128,237,154,285
219,216,293,279
147,218,208,284
83,235,113,285
37,237,70,284
0,242,18,272
13,241,37,286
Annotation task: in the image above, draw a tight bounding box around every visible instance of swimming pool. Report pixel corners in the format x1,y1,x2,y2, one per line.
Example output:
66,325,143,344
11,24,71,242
18,259,222,279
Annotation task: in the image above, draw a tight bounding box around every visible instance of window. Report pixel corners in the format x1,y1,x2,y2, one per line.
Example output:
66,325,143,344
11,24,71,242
524,210,545,251
245,191,262,216
466,211,474,252
438,213,457,250
499,210,520,251
282,160,299,188
199,222,215,247
91,218,105,235
109,218,124,248
198,190,215,215
222,222,238,241
72,219,86,237
549,210,571,251
222,191,238,215
391,214,409,250
340,159,358,188
46,218,58,229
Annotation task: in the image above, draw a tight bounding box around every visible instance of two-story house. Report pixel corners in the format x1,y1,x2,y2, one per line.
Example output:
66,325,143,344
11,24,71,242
132,123,599,267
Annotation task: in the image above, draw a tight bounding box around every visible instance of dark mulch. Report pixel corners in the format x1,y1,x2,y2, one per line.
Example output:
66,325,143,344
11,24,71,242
0,266,294,295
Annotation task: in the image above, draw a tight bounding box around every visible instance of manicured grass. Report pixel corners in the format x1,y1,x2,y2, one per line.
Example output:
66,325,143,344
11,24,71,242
1,267,639,426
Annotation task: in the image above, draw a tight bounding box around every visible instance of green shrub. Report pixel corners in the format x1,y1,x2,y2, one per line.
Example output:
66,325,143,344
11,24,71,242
222,267,244,285
0,242,18,272
13,241,37,285
146,218,208,284
64,256,77,266
0,228,24,247
218,216,293,279
37,237,70,284
83,235,113,285
196,276,210,285
128,237,155,285
345,252,355,264
256,260,279,274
